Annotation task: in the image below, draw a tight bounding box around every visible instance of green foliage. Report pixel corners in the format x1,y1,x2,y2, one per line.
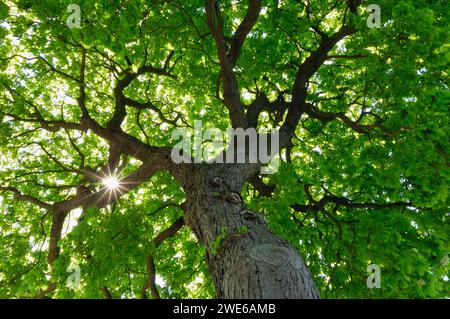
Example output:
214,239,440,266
0,0,448,299
210,227,230,256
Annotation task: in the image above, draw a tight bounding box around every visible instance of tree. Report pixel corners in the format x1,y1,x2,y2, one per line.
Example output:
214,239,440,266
0,0,448,299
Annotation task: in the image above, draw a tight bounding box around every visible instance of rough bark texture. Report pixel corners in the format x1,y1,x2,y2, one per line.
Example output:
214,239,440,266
183,164,320,299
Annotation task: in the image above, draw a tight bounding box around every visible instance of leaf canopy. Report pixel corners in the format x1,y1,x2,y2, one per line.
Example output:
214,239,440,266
0,0,448,298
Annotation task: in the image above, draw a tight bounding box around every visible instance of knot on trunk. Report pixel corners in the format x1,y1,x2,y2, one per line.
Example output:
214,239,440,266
210,177,223,187
220,192,242,204
240,209,267,225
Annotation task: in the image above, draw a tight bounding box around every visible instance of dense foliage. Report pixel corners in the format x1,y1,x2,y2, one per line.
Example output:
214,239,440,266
0,0,448,298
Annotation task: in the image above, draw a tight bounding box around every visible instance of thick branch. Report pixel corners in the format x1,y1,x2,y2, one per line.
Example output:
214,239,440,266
78,46,89,118
141,216,185,299
107,59,177,129
205,0,253,128
281,25,356,138
154,216,185,246
141,256,160,299
245,92,290,128
102,287,113,299
228,0,261,65
47,211,68,264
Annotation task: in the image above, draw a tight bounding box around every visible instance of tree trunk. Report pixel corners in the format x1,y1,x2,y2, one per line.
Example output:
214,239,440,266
183,164,319,299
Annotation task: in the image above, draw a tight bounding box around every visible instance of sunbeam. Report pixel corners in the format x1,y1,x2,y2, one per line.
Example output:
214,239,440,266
103,176,120,190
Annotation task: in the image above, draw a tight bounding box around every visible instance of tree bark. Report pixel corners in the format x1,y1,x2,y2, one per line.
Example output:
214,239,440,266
183,164,319,299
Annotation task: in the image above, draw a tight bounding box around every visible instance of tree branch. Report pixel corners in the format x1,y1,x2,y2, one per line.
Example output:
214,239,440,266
141,255,160,299
281,25,357,139
141,216,185,299
102,287,113,299
37,56,82,84
154,216,185,246
107,58,177,129
78,46,89,119
205,0,255,128
228,0,261,65
292,184,412,214
0,186,53,211
305,103,383,134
